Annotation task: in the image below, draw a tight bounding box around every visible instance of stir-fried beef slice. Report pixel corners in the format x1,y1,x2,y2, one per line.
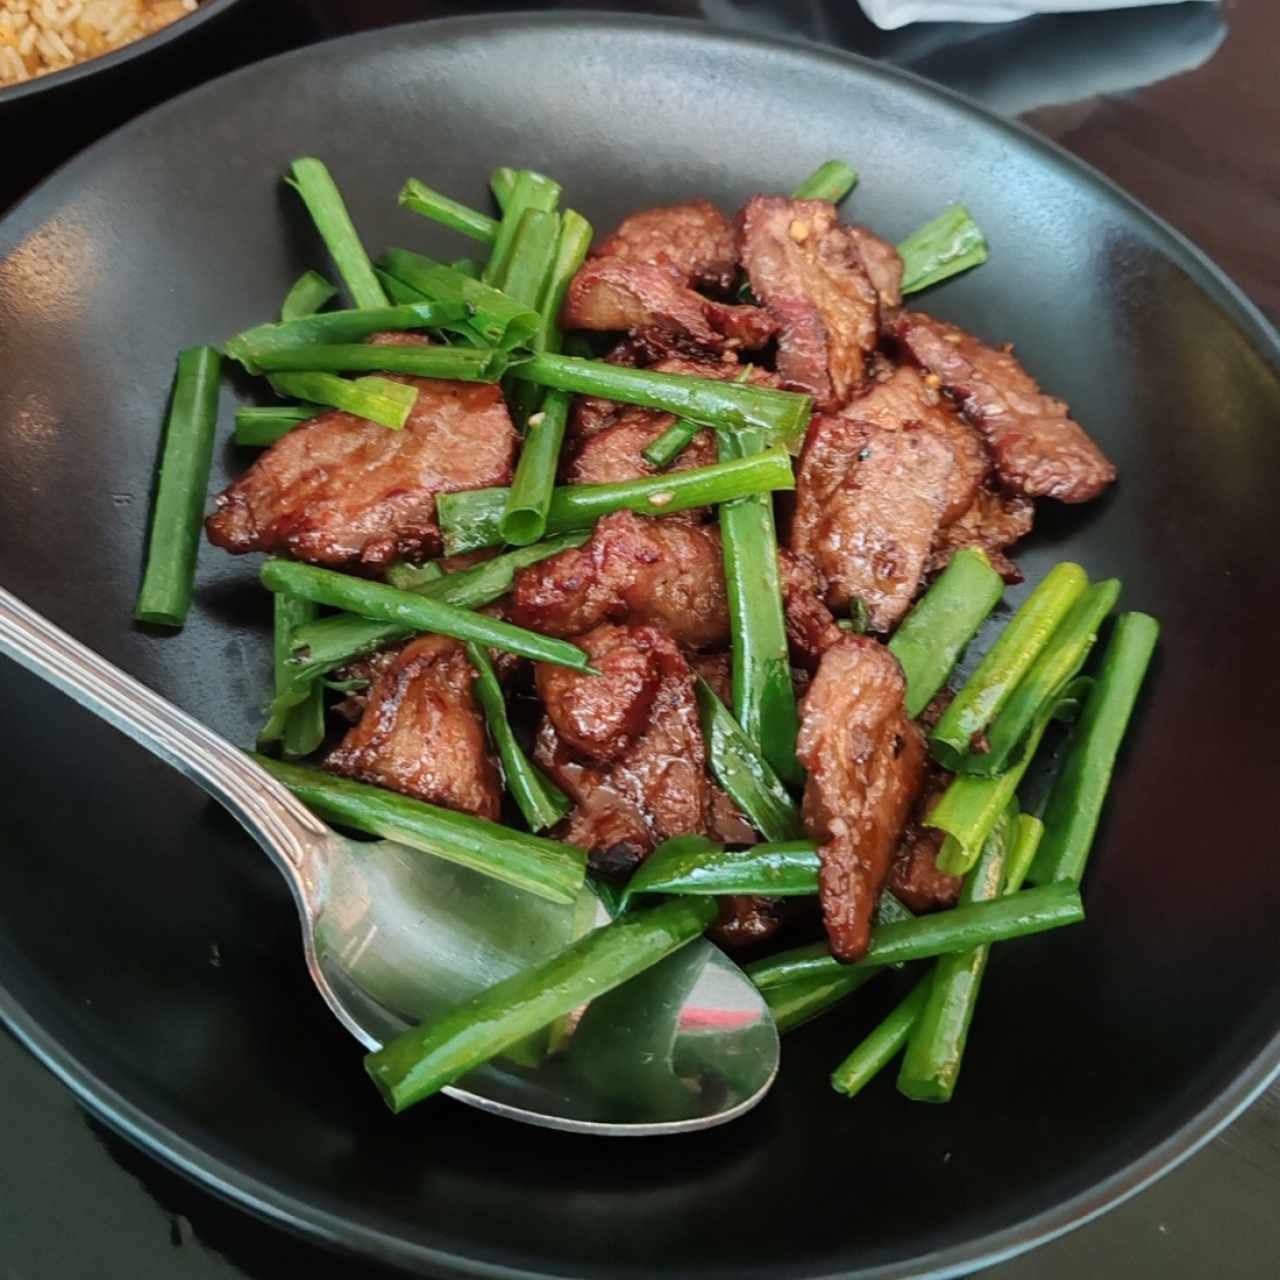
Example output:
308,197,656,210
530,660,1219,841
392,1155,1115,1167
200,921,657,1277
329,648,401,723
708,788,757,847
509,511,730,650
778,549,843,671
709,895,788,950
562,258,776,354
534,625,662,763
206,377,516,568
323,635,500,818
838,365,990,526
797,636,926,962
534,624,709,875
925,481,1035,583
596,199,739,293
738,196,902,408
846,225,904,311
564,405,718,487
887,765,961,914
896,311,1116,503
791,413,954,633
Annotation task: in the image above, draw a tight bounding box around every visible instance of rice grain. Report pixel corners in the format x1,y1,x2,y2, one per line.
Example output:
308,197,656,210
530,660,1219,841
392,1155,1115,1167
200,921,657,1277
0,0,198,87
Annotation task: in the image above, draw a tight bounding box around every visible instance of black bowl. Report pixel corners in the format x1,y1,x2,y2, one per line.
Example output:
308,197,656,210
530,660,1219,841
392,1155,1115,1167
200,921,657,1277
0,0,244,106
1,14,1279,1279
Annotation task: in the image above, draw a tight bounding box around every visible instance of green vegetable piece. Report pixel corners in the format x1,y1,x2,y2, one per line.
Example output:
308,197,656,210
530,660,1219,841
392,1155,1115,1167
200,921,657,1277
134,346,222,627
266,372,418,430
364,896,716,1113
696,677,803,843
888,548,1004,719
399,177,500,243
718,426,802,788
225,301,470,372
899,205,989,295
510,353,812,453
437,447,795,555
259,559,595,673
623,836,820,907
792,160,859,203
465,641,570,833
746,883,1083,990
967,578,1121,777
1027,612,1159,885
930,562,1088,771
281,270,338,321
287,157,388,309
254,755,586,905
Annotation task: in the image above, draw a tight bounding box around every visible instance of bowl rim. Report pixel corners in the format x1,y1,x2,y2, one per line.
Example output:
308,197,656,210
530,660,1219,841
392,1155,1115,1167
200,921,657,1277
0,0,245,107
1,10,1278,1279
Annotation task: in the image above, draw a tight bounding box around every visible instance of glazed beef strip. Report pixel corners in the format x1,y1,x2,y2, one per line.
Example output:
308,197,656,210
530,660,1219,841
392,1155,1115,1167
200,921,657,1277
797,635,926,962
887,767,962,914
778,549,844,671
508,510,730,651
564,404,717,486
534,624,709,876
790,412,954,633
925,481,1035,583
790,364,999,631
323,635,500,819
207,338,516,568
896,310,1115,503
738,195,902,409
562,259,776,353
595,199,739,293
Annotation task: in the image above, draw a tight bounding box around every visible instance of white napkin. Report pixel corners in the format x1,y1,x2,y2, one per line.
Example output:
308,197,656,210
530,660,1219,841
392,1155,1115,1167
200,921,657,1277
859,0,1209,30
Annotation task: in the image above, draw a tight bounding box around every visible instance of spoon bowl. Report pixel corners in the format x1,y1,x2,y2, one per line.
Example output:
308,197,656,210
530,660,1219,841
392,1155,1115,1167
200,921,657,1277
0,584,779,1135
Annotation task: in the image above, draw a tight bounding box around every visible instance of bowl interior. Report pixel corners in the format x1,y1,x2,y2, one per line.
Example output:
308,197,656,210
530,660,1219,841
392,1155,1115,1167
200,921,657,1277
1,15,1279,1280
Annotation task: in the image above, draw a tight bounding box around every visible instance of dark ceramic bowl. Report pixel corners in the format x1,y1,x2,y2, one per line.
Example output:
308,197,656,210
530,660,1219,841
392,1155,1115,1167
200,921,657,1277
1,14,1278,1280
0,0,243,106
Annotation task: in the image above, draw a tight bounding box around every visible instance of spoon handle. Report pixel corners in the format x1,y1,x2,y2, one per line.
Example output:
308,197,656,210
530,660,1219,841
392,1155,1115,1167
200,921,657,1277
0,585,330,877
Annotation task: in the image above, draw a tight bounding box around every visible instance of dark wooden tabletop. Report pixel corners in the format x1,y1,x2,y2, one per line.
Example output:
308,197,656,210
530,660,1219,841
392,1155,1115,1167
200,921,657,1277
1,2,1278,1277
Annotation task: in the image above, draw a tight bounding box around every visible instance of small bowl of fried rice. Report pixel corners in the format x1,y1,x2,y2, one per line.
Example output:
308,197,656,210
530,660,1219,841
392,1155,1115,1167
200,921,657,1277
0,0,241,101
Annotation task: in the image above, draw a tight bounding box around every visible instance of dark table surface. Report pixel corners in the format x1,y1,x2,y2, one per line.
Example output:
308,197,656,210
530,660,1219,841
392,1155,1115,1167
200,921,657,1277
1,1,1277,1277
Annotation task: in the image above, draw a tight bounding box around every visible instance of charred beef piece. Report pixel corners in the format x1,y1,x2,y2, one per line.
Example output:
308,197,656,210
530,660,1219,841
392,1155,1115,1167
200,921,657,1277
534,624,709,875
596,199,739,293
797,636,926,962
896,311,1115,503
323,635,500,818
790,413,954,633
926,481,1035,583
562,258,776,353
778,549,844,671
738,195,902,409
206,366,516,568
509,511,729,651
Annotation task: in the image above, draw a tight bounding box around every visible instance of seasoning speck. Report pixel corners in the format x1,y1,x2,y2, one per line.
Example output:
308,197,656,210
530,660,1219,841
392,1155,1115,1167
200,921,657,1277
648,491,674,507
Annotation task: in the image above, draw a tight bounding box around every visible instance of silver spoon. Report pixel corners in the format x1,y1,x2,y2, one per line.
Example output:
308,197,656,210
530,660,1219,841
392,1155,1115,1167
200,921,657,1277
0,586,779,1135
